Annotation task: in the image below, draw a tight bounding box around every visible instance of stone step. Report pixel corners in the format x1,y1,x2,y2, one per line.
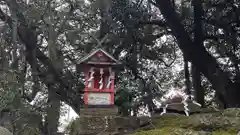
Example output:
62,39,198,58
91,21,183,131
80,106,118,116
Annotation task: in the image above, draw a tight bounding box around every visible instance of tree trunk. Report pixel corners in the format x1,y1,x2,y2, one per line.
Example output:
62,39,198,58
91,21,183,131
0,39,8,86
10,7,18,69
0,1,84,114
184,54,191,96
44,3,62,134
155,0,240,107
45,89,61,135
192,0,205,107
191,64,205,107
99,0,112,39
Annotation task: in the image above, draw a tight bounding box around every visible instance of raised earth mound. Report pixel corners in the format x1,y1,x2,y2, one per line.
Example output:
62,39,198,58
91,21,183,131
68,108,240,135
133,108,240,135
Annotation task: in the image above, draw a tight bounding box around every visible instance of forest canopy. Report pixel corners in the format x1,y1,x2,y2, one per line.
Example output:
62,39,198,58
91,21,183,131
0,0,240,134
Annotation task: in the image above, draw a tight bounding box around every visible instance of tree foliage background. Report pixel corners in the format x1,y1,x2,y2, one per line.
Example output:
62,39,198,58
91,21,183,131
0,0,239,134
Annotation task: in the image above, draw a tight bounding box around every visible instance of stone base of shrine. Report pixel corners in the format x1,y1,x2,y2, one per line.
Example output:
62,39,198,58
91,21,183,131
80,105,119,116
76,115,140,135
77,105,141,135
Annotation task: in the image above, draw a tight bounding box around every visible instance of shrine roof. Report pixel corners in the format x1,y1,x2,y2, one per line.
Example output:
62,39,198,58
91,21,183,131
77,48,121,65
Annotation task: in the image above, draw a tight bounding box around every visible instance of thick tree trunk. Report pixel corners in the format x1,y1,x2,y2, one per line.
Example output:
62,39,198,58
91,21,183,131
99,0,111,39
184,55,191,96
191,64,205,107
0,40,8,85
10,7,18,69
0,8,84,114
155,0,240,107
44,5,62,133
192,0,205,107
45,89,61,135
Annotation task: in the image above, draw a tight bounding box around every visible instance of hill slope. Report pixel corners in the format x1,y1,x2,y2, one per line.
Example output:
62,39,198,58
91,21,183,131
133,108,240,135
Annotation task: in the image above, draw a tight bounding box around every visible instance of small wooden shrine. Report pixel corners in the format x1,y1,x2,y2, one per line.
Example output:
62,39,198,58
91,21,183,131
77,48,121,106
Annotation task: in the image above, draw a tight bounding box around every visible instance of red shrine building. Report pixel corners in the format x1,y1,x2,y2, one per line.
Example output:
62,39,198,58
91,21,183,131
77,48,121,105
